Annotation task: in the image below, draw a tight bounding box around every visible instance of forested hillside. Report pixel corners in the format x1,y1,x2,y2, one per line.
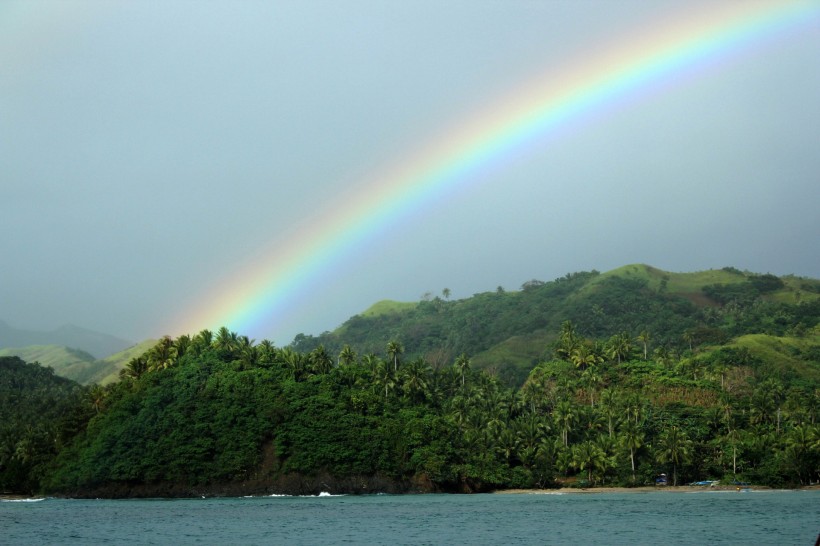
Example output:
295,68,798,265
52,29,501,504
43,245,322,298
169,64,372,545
39,323,819,497
0,357,91,493
5,266,819,497
291,265,820,385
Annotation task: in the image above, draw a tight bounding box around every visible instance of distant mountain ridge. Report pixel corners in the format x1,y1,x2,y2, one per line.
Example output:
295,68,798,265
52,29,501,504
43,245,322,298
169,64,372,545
0,340,157,386
0,320,133,359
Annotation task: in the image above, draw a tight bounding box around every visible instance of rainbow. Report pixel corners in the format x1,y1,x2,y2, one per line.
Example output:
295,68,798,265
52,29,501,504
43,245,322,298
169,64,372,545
170,1,819,341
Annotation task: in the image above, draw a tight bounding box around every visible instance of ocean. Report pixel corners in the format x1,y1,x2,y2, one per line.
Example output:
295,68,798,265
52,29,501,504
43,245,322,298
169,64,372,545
3,490,818,545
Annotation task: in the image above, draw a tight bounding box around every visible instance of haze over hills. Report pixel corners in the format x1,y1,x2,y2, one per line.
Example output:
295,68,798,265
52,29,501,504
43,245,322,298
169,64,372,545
0,321,133,359
0,340,157,386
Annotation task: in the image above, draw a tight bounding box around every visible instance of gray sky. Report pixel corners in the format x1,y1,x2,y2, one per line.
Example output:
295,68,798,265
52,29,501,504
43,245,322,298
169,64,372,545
2,1,819,345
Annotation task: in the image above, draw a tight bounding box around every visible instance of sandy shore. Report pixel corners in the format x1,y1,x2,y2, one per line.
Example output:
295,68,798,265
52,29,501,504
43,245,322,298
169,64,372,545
1,494,47,501
494,484,820,494
4,485,816,499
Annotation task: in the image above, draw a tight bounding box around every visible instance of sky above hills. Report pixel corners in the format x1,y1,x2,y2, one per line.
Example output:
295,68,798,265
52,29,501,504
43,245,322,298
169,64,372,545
2,1,819,344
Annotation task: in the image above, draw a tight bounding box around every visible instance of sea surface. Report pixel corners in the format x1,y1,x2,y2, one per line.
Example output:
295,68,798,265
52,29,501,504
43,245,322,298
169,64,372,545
2,490,818,545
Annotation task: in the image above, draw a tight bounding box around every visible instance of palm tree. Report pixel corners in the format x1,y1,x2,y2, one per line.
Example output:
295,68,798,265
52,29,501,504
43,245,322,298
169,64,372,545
237,336,257,369
197,328,214,345
190,329,213,356
784,425,819,485
623,392,643,425
782,388,811,426
620,421,644,483
386,341,403,372
554,400,577,447
725,428,741,477
653,346,673,368
513,414,549,454
572,441,606,484
749,389,775,428
637,330,651,361
338,344,357,367
495,427,518,464
598,388,620,437
309,345,333,375
454,353,471,387
766,379,786,433
120,355,148,381
710,360,729,391
88,384,108,413
214,326,239,358
594,434,618,484
278,348,306,381
570,344,602,371
606,332,633,364
676,358,700,381
401,358,431,403
556,320,580,361
555,445,574,477
361,353,381,372
682,330,695,352
257,340,277,364
447,395,471,430
482,391,511,437
581,367,602,407
374,360,396,399
146,336,176,371
656,426,693,486
173,335,191,361
809,388,819,425
521,376,545,415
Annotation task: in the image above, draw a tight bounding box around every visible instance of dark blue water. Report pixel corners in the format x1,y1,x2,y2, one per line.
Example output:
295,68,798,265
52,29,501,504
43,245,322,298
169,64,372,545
3,490,818,545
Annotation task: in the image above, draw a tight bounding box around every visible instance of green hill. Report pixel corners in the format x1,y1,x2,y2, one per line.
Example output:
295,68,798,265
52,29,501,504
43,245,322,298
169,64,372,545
39,291,819,496
361,300,418,317
0,321,132,359
85,340,158,385
0,345,96,381
291,265,820,385
727,331,820,384
0,340,157,385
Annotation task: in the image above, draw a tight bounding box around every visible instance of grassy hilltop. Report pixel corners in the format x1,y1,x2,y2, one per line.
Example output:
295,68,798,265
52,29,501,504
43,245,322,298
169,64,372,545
292,264,820,385
0,340,157,385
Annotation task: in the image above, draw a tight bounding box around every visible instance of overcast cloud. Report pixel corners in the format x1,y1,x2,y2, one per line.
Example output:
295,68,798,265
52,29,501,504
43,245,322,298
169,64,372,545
2,1,819,344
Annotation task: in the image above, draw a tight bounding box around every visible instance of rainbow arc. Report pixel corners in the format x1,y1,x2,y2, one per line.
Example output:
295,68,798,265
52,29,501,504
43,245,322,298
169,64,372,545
170,1,819,340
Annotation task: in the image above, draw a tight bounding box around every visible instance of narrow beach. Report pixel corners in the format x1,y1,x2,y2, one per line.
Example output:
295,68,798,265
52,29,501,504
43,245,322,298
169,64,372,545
494,484,816,494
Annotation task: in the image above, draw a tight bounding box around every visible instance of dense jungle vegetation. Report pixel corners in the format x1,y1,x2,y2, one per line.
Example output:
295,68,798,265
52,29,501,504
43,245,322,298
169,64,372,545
0,357,89,492
2,266,818,496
